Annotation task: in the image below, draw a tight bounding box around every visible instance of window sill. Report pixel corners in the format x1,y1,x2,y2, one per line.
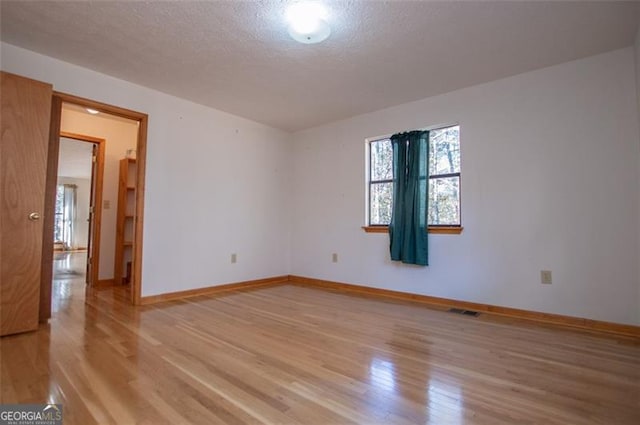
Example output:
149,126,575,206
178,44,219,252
362,226,463,235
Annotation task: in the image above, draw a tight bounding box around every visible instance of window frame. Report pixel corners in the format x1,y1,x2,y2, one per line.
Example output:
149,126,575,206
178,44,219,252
368,137,394,227
365,124,463,235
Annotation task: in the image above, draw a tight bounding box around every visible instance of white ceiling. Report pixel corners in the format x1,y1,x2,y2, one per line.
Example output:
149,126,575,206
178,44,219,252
58,137,93,179
2,1,639,132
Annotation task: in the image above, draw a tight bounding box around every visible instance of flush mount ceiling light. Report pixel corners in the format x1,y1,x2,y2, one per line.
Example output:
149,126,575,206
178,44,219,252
86,108,99,115
286,1,331,44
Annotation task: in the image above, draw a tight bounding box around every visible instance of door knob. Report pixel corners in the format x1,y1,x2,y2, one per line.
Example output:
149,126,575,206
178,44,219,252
28,212,40,221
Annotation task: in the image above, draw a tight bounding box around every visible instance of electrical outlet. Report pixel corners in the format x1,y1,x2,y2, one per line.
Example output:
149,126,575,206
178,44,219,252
231,253,237,264
541,270,552,284
332,253,338,263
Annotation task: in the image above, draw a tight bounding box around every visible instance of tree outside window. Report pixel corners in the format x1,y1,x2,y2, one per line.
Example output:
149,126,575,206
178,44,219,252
368,125,461,227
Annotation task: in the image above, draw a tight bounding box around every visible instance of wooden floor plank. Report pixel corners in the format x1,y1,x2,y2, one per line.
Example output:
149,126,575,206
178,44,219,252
1,252,639,424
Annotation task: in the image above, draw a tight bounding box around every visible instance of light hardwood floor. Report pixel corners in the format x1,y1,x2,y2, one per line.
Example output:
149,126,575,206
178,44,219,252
1,253,639,424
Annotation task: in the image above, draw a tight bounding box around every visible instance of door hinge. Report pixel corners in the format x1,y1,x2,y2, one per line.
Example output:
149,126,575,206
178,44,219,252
92,155,97,163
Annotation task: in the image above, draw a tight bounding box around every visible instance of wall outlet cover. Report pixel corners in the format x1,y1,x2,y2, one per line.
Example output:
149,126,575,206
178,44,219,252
541,270,552,284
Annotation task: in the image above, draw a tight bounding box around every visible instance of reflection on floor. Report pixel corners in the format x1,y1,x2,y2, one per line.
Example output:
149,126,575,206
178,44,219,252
52,251,87,312
1,257,638,424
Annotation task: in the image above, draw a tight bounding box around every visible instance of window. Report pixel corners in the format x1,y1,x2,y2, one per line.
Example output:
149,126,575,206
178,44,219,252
54,184,65,243
369,139,394,225
54,184,77,248
367,125,461,231
427,125,461,226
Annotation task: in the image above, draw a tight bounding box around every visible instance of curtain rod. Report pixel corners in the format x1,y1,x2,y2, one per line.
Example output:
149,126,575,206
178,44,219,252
365,122,458,143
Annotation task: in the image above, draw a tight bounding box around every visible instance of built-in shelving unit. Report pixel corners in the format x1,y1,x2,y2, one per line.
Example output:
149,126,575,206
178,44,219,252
114,158,136,285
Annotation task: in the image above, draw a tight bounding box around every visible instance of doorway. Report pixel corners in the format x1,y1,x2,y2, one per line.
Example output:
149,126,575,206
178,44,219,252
0,71,148,332
54,133,105,288
41,93,148,317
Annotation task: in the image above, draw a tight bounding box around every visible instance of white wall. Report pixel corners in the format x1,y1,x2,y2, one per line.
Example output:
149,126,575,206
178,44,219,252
60,109,138,280
3,42,638,325
291,48,640,325
57,177,91,249
1,42,292,296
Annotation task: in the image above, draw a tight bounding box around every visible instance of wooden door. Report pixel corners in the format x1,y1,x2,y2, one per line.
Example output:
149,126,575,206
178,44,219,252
0,72,53,336
85,143,97,284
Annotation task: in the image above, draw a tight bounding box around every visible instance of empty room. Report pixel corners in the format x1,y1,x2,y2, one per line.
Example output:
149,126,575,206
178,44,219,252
1,1,639,424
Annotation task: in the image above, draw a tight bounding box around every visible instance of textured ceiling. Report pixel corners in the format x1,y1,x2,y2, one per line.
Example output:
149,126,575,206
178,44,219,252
2,1,639,132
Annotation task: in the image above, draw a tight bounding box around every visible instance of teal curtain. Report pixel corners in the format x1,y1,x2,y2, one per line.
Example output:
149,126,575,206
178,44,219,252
389,130,429,265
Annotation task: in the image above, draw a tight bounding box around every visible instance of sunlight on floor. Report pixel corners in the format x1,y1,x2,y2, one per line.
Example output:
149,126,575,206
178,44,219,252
52,251,87,312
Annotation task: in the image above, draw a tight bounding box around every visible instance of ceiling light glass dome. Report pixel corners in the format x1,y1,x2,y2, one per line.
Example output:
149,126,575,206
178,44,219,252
286,1,331,44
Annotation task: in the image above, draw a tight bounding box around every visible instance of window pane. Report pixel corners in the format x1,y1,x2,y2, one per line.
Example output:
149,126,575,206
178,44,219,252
371,139,392,181
55,185,64,214
370,182,393,225
429,125,460,175
429,176,460,225
54,185,65,242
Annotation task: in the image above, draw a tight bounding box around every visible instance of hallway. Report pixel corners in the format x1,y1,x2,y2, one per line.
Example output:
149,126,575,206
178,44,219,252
52,251,88,313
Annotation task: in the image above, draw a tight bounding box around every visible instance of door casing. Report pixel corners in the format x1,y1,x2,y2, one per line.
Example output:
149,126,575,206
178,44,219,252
41,92,148,309
57,132,105,287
